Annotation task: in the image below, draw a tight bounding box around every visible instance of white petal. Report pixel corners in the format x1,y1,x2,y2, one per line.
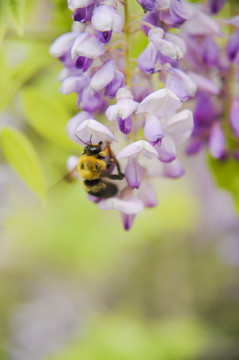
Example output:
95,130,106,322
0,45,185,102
148,28,164,41
117,140,158,159
92,5,123,33
66,111,92,143
149,29,183,59
137,88,181,117
188,71,220,95
116,87,134,100
49,32,77,57
144,114,164,144
172,69,197,97
164,33,187,55
117,98,138,119
166,109,194,145
155,0,170,10
112,9,124,33
75,119,116,144
163,159,184,178
99,197,144,214
184,10,224,37
60,76,86,95
68,0,94,11
105,104,118,122
90,60,115,92
67,156,80,179
71,33,104,59
226,16,239,28
147,158,184,178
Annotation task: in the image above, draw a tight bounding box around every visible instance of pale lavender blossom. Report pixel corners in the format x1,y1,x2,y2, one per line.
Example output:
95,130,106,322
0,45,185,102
230,98,239,137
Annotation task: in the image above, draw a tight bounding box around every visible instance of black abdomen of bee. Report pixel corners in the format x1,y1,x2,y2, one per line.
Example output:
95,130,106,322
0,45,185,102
84,179,118,199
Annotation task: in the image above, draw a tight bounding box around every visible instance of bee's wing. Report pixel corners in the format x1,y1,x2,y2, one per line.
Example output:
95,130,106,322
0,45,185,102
48,165,79,194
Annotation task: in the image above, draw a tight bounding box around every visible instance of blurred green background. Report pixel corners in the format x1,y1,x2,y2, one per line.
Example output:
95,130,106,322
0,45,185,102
1,0,239,359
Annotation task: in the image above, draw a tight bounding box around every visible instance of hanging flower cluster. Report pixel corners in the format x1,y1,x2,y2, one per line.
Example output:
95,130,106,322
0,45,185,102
183,1,239,160
50,0,237,230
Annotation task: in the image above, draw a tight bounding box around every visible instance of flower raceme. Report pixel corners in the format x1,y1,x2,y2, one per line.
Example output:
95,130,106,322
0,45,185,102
50,0,238,230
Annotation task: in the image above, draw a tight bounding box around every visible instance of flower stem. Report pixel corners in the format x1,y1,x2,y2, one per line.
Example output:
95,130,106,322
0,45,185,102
124,0,131,87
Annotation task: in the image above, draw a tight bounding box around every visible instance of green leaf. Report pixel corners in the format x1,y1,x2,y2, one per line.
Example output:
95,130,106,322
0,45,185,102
208,155,239,214
21,87,77,150
0,41,53,112
0,126,46,197
8,0,25,35
0,0,9,42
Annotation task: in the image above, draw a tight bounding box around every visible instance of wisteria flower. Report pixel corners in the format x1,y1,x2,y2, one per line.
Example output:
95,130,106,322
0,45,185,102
50,0,239,230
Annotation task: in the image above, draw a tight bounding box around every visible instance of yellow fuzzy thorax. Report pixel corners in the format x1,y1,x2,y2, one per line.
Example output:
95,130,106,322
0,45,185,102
77,155,106,180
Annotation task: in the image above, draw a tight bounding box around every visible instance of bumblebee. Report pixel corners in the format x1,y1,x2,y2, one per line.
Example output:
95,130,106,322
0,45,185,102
77,141,125,199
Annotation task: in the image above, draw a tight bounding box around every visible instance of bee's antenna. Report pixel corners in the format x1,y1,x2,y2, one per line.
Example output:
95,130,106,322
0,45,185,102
75,133,88,146
89,134,93,145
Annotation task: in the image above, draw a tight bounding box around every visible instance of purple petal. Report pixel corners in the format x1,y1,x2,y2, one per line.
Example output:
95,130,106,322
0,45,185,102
132,74,152,102
208,122,225,159
118,115,132,135
76,56,93,71
97,30,112,44
137,0,156,12
202,36,220,67
81,89,102,112
141,11,159,35
186,140,203,155
73,4,94,22
230,98,239,137
163,159,184,178
227,31,239,61
160,0,189,26
172,0,189,19
144,114,164,145
105,70,125,98
138,42,159,74
138,181,157,207
154,134,176,162
166,69,197,101
125,158,143,189
209,0,226,14
194,94,220,126
121,214,135,231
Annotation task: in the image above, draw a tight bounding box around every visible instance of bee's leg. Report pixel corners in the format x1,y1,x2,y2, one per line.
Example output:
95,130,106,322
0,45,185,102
99,142,111,159
104,158,125,180
115,159,125,179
